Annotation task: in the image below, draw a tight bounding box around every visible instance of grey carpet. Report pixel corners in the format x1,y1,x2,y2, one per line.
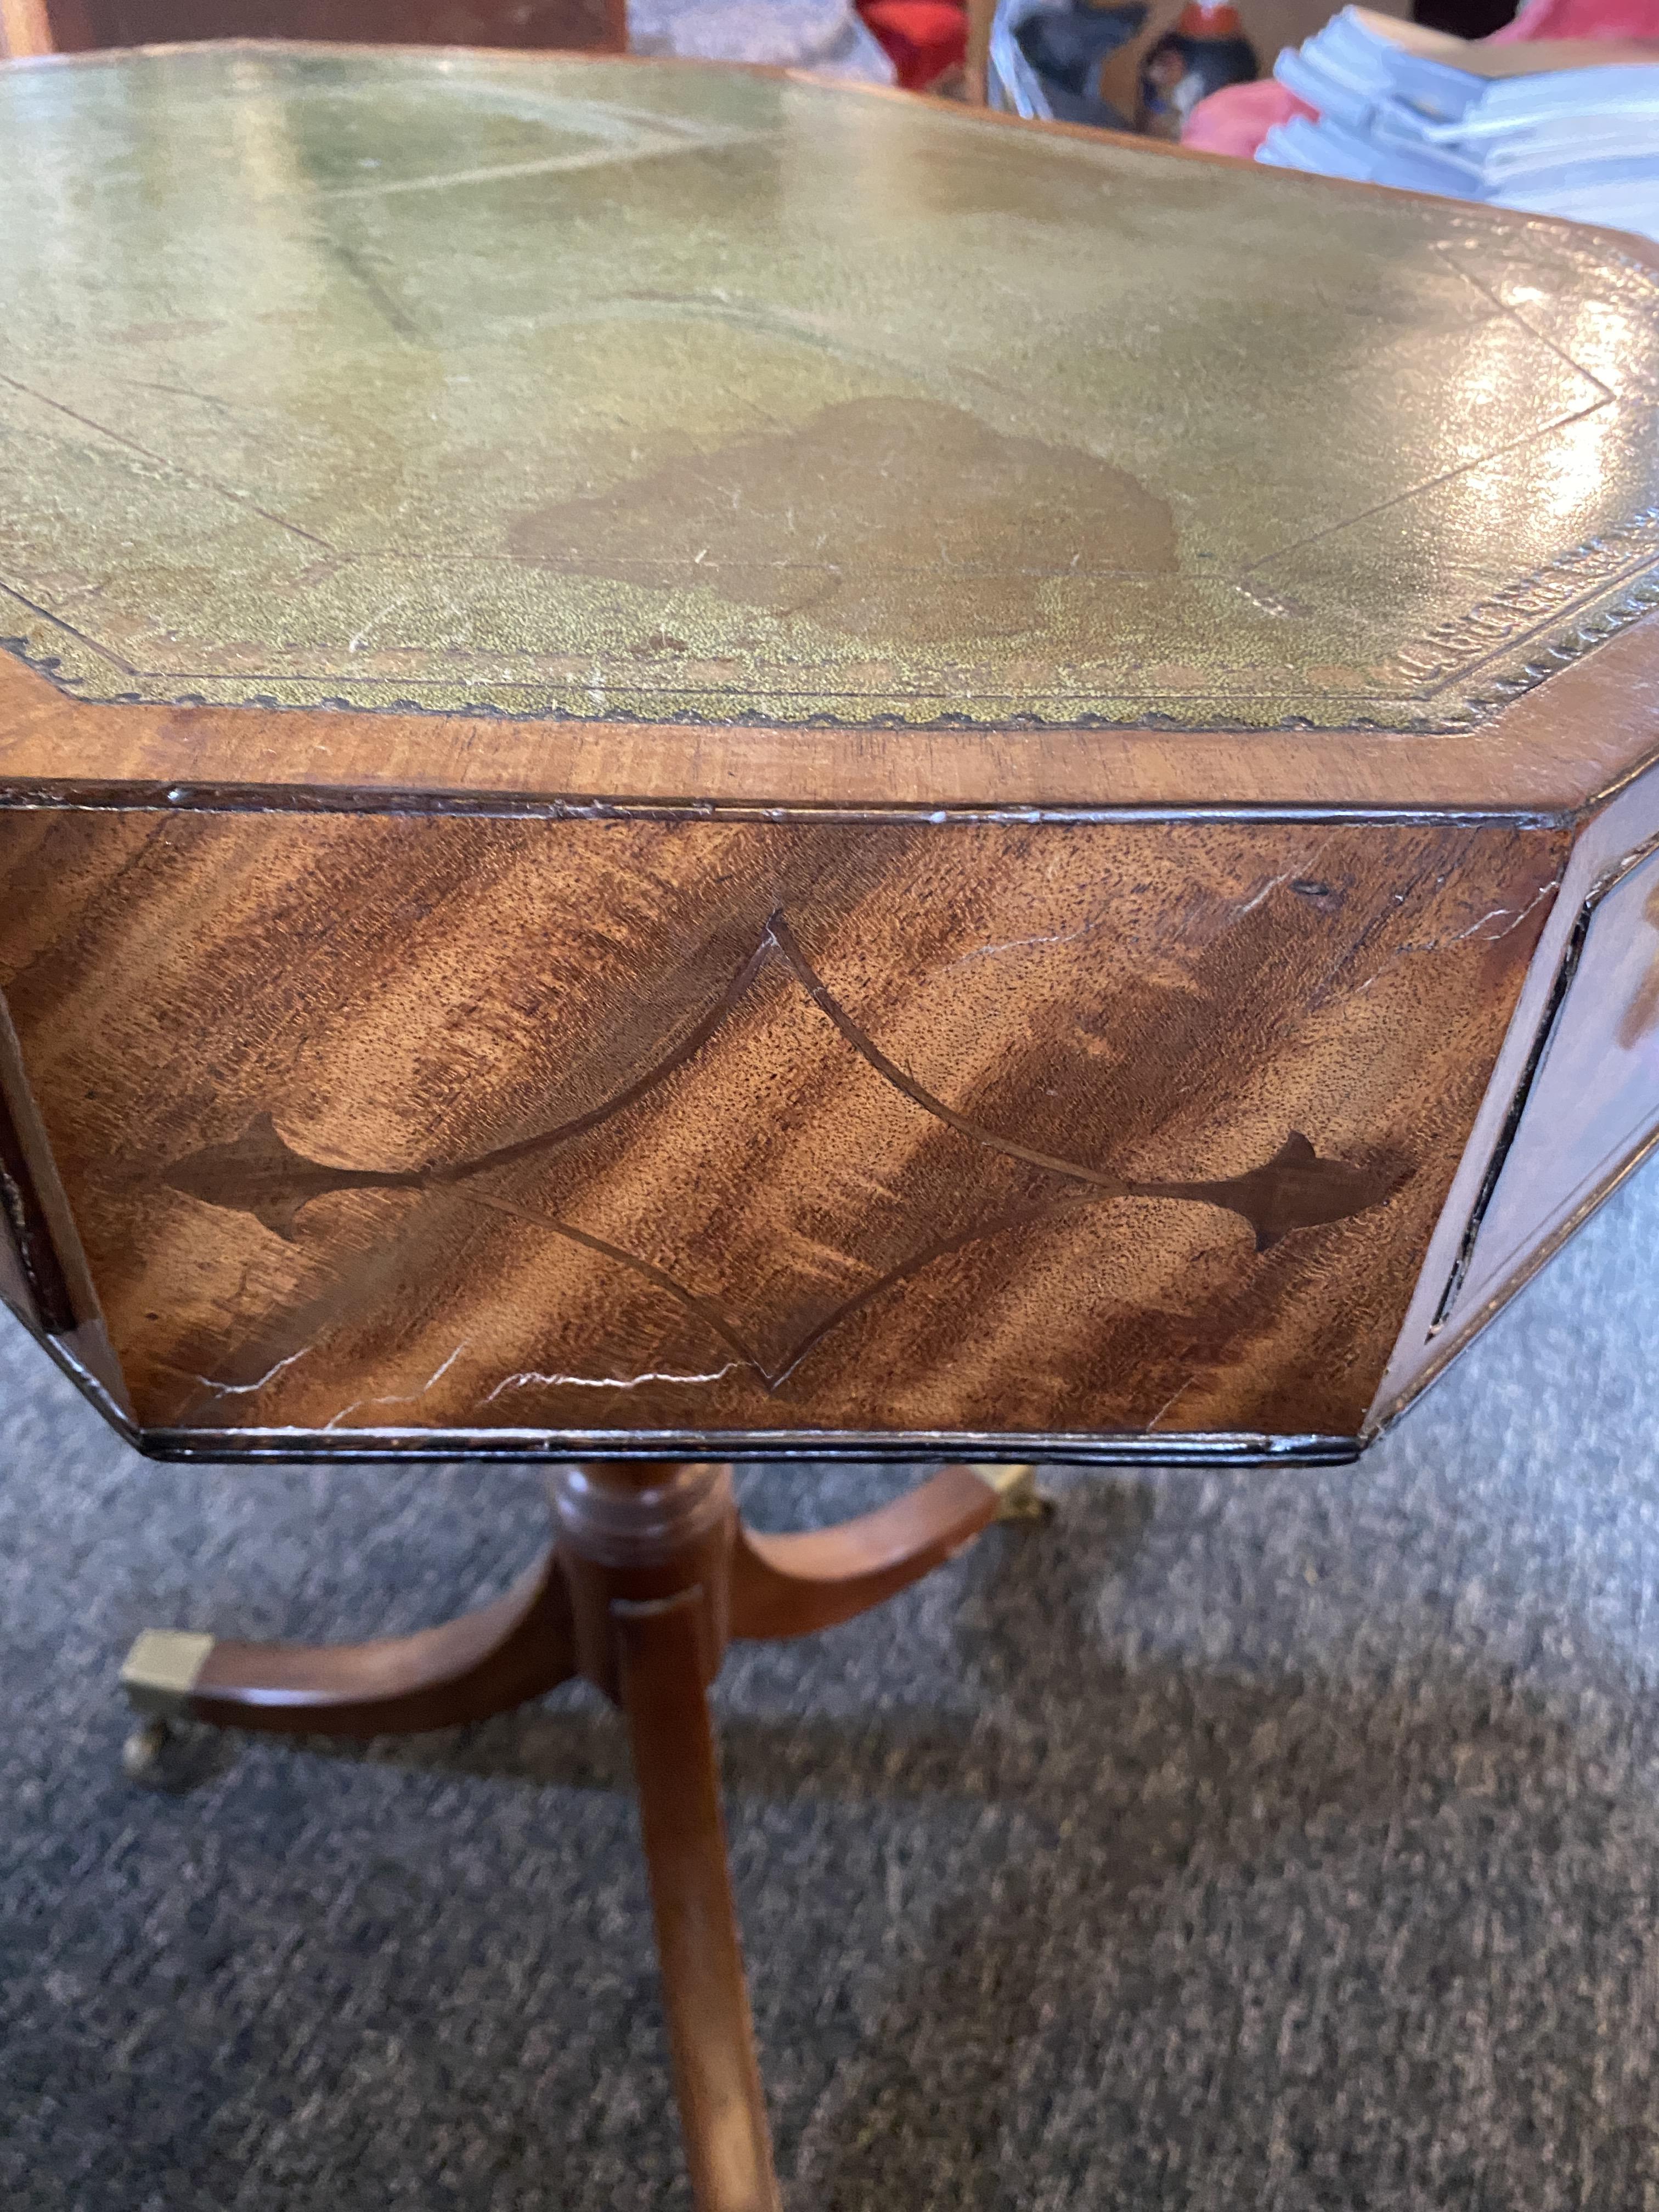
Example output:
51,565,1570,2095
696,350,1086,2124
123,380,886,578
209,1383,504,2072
4,1165,1659,2212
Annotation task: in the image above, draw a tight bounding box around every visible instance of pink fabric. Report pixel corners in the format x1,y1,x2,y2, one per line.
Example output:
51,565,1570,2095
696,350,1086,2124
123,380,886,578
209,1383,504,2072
1492,0,1659,39
1182,0,1659,160
1183,77,1312,155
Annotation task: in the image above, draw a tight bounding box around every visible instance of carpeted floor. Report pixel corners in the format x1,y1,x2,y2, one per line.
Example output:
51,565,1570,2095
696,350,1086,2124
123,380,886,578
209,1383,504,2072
4,1161,1659,2212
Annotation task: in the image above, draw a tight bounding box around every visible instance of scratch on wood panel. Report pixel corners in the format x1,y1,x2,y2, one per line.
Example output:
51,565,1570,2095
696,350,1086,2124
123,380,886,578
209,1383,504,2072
321,1339,472,1430
1147,1378,1198,1432
190,1344,313,1397
946,918,1107,966
483,1362,742,1401
1357,874,1562,990
1235,872,1293,919
1444,878,1562,943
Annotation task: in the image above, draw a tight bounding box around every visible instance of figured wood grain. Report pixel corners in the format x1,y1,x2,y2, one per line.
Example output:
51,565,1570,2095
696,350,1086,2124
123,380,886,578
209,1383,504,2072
7,635,1659,814
1444,843,1659,1325
0,807,1566,1450
1368,751,1659,1432
1370,752,1659,1432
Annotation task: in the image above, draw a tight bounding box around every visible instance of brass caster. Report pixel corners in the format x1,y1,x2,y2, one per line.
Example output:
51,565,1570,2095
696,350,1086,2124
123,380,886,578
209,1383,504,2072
966,1463,1057,1524
120,1629,219,1788
122,1716,174,1784
120,1627,215,1717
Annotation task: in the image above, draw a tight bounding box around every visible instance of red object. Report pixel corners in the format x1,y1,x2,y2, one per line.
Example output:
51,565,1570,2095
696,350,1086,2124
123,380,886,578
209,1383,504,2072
1183,0,1659,159
1173,1,1246,30
857,0,968,89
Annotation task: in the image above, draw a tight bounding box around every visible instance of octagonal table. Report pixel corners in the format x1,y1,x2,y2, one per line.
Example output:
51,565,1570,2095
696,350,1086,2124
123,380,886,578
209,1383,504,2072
4,40,1659,2210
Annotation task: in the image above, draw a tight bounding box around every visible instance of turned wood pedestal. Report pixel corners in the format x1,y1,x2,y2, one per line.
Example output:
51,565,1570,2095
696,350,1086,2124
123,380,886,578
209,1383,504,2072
120,1460,1047,2211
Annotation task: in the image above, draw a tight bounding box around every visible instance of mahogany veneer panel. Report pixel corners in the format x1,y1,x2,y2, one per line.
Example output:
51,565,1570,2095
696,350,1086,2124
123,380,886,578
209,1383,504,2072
1455,845,1659,1318
0,808,1562,1451
2,45,1658,1463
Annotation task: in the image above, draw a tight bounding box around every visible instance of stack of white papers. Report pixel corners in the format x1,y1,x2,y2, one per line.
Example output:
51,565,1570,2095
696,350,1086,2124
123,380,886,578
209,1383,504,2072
1258,8,1659,243
628,0,895,83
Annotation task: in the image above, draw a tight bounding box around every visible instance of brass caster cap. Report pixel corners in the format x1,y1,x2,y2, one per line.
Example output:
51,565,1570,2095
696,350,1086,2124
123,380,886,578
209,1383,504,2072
966,1463,1058,1523
121,1717,174,1785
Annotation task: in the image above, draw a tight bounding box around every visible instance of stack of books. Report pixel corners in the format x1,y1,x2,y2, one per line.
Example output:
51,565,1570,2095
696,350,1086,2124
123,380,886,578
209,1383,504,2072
1259,7,1659,242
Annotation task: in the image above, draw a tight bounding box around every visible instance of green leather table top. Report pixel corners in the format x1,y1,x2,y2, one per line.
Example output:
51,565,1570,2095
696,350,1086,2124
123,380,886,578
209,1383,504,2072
1,41,1657,732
